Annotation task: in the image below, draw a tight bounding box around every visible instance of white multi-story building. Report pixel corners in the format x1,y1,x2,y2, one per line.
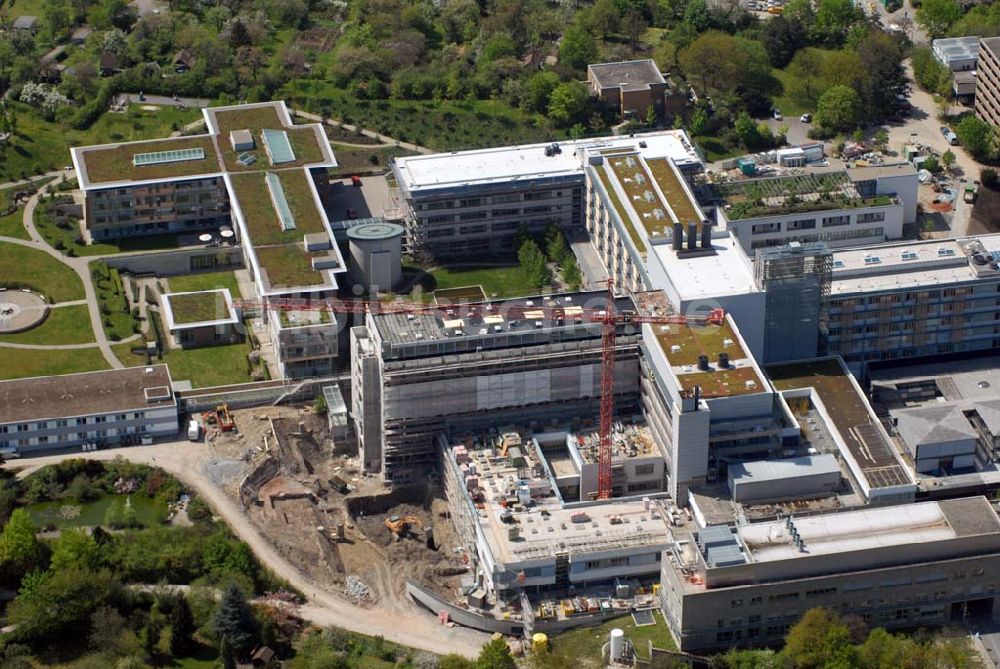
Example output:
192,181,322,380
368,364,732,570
0,365,178,453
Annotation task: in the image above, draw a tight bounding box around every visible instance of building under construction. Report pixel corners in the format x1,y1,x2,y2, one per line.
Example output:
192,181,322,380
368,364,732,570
349,291,642,480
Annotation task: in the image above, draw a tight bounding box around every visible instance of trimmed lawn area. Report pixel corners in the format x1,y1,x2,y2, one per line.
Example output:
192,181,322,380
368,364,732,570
0,304,94,345
91,262,139,341
544,614,676,667
407,262,544,300
0,177,55,239
0,347,108,380
694,136,745,163
168,271,242,297
0,242,84,302
254,244,327,288
327,143,416,176
114,338,254,389
0,102,202,182
0,209,28,240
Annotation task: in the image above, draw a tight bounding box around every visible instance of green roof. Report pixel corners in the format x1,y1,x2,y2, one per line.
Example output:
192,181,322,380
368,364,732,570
80,135,221,185
166,290,230,325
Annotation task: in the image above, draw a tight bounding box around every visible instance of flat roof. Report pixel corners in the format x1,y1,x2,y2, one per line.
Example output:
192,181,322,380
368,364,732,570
845,162,918,182
653,232,758,300
73,102,345,295
653,316,766,398
829,235,1000,295
737,497,998,563
933,36,980,63
588,59,666,91
983,37,1000,59
729,454,840,484
766,358,913,489
714,171,894,220
161,289,237,329
449,431,670,565
572,423,658,465
372,291,634,354
0,365,175,424
393,130,702,195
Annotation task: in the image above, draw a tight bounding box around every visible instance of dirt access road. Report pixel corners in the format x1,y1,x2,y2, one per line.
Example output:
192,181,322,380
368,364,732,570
15,442,488,658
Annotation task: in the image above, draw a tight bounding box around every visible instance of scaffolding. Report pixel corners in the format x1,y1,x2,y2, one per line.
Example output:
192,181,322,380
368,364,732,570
755,242,833,364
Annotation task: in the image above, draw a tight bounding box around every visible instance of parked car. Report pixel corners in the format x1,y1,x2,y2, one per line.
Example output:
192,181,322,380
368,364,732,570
800,113,812,123
773,109,783,120
941,126,959,145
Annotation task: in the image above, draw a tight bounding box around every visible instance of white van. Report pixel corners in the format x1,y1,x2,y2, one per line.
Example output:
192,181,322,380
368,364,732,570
187,420,201,441
0,447,21,459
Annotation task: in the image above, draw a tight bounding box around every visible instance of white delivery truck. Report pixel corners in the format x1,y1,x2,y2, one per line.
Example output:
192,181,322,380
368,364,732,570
187,419,201,441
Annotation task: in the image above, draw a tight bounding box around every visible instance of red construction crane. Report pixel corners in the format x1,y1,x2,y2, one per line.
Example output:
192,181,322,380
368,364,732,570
233,288,724,500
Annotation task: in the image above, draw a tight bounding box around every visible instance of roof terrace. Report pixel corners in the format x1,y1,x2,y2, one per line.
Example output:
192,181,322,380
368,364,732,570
74,135,222,186
715,172,892,220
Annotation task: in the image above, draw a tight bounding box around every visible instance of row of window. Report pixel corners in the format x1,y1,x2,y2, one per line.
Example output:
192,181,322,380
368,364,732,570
1,412,147,433
749,212,886,236
0,424,149,447
419,190,573,211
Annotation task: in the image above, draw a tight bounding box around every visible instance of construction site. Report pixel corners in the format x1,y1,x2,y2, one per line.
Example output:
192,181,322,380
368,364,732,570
199,403,470,610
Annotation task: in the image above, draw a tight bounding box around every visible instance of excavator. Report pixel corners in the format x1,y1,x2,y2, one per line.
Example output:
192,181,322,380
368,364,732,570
384,514,421,541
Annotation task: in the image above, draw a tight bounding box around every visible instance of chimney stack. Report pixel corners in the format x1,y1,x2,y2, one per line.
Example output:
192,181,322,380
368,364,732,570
687,222,698,251
672,222,683,251
697,354,710,371
701,220,713,249
718,352,730,368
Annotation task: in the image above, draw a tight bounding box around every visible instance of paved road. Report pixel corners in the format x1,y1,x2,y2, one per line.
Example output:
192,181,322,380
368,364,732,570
14,443,488,658
126,94,210,109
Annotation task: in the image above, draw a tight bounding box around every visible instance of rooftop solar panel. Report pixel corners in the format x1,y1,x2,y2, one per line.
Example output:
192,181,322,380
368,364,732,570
132,147,205,166
262,129,296,165
265,172,296,231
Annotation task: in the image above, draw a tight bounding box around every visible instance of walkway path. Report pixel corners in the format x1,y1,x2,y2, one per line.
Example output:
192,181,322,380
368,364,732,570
5,193,123,369
292,109,433,155
15,442,487,658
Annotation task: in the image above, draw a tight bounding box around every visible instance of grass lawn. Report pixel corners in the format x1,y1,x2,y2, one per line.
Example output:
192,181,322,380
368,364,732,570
327,143,416,176
114,337,253,389
407,263,544,300
0,347,108,380
693,136,745,163
4,0,47,18
544,614,676,667
0,242,84,302
1,103,202,182
0,305,94,345
0,208,28,240
0,177,56,239
91,263,139,341
168,271,242,297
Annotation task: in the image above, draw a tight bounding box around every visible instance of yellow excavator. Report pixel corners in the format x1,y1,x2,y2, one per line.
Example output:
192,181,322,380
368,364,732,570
384,514,421,540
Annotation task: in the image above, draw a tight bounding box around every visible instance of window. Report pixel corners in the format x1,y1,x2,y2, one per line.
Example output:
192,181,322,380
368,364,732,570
858,211,885,223
76,418,87,426
751,222,781,235
16,424,28,433
769,592,799,603
459,198,482,207
426,215,452,224
634,464,655,476
788,219,816,231
458,211,487,221
823,214,851,227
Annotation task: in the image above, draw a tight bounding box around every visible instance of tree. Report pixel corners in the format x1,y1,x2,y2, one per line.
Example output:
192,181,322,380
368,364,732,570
476,637,516,669
923,155,941,173
917,0,962,38
169,596,196,656
689,108,709,136
547,82,588,126
526,71,560,114
942,150,956,172
623,10,648,51
683,0,711,32
782,608,858,669
760,16,806,68
734,111,760,149
816,85,861,132
873,129,889,151
518,239,551,289
0,509,42,584
812,0,860,46
50,528,99,571
212,583,259,657
440,655,475,669
581,0,620,38
856,32,906,122
912,46,951,93
957,115,993,160
559,25,597,70
8,569,118,643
